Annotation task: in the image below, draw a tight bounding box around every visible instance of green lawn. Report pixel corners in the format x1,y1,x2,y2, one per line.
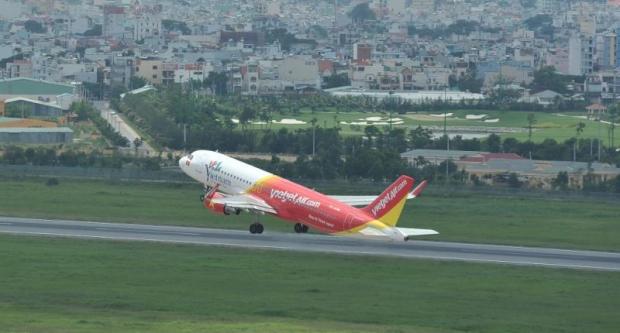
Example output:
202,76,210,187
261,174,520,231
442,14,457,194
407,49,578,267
245,110,619,145
0,235,618,333
1,178,619,251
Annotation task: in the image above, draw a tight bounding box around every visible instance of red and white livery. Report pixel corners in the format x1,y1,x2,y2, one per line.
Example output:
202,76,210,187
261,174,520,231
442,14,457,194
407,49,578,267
179,150,437,241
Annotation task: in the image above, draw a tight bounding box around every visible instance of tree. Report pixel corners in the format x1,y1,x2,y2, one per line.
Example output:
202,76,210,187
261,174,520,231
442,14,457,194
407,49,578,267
457,65,483,93
162,19,191,35
364,125,381,147
520,0,536,7
576,122,586,138
552,171,569,190
485,134,501,153
129,76,147,90
205,72,228,96
524,14,552,30
488,76,522,107
529,66,568,94
83,24,102,36
526,113,537,142
507,173,522,188
133,137,143,156
409,126,433,148
323,73,350,89
446,20,479,36
239,106,256,132
24,20,46,33
349,3,376,23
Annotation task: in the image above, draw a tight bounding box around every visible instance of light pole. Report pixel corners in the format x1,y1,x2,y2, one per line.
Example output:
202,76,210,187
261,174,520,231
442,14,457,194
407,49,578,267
444,87,450,184
388,90,394,131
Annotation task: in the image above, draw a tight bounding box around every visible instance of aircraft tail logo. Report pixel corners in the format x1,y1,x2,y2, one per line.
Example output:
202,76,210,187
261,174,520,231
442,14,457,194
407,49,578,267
363,175,414,226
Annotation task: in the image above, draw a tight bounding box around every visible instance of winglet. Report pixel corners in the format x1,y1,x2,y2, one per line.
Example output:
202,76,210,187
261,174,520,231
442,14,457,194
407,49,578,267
407,180,428,199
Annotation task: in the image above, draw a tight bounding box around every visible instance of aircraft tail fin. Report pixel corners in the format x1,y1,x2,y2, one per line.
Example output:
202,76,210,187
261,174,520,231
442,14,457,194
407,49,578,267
362,175,415,227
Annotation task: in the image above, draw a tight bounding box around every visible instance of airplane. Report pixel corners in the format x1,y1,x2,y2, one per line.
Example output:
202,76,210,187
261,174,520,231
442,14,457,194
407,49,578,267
179,150,438,241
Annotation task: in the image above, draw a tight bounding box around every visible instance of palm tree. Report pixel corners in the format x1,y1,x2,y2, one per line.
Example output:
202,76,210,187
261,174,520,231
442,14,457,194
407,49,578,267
310,117,318,156
574,121,585,161
526,113,537,142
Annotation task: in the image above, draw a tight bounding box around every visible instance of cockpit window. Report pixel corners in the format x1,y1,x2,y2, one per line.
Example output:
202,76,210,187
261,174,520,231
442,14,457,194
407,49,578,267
188,154,194,160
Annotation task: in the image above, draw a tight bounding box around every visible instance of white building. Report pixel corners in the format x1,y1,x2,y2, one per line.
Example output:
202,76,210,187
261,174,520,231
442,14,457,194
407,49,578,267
133,9,161,41
276,56,321,91
174,63,213,84
600,32,617,69
568,35,594,76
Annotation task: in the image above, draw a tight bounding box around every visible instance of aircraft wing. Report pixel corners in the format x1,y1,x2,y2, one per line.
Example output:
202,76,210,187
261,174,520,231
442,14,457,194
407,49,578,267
211,194,277,214
329,180,428,207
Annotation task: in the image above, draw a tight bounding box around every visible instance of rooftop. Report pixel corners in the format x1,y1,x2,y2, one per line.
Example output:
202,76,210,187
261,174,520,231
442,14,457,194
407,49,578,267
0,127,73,133
4,97,66,110
0,78,75,96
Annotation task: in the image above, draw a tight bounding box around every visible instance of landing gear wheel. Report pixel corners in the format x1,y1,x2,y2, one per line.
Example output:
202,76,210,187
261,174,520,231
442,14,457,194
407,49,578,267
250,223,264,234
294,223,309,233
199,194,205,202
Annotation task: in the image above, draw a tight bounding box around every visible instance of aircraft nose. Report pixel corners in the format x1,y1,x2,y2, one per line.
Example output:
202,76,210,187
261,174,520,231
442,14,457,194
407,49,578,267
179,155,188,169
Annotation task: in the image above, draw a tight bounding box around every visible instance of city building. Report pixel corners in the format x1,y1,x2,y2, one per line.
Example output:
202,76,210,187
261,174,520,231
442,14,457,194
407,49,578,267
103,5,126,39
134,57,163,85
600,32,617,69
568,34,594,75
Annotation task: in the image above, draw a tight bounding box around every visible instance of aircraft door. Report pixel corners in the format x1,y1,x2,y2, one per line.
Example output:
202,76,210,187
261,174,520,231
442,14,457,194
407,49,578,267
344,214,354,232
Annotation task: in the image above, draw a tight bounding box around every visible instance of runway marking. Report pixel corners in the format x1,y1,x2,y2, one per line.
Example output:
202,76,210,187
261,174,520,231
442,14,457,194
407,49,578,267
1,229,619,272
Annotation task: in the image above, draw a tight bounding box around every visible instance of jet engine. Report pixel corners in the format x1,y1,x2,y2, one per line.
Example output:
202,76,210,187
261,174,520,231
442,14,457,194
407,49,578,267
203,192,241,215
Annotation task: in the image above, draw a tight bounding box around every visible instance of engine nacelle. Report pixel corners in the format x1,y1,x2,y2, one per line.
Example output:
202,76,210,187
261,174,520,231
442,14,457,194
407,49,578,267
223,204,242,215
203,193,241,215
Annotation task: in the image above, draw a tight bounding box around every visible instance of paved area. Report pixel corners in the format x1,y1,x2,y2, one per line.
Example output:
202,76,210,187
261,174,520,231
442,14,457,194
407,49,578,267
2,217,620,271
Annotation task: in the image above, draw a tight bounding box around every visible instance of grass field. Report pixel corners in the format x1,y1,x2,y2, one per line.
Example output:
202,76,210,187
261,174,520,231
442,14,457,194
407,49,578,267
0,235,619,333
1,178,619,251
249,110,619,145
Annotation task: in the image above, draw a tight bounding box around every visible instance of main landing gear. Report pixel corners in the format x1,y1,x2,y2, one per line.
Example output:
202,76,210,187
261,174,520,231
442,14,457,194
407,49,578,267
294,223,309,233
249,223,264,234
249,213,264,234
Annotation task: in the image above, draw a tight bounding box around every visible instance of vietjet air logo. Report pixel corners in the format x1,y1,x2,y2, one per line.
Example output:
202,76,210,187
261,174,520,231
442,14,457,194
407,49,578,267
371,179,408,216
270,189,321,208
208,160,223,171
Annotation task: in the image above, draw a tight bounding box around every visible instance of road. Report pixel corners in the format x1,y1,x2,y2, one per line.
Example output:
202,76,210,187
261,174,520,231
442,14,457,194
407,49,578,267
1,216,620,271
94,101,156,156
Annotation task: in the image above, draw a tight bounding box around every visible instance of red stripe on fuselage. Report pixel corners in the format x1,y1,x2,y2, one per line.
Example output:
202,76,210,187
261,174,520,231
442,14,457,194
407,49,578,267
248,176,371,233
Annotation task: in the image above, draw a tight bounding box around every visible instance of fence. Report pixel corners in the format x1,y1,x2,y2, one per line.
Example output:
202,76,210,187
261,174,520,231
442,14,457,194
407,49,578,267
0,165,192,183
1,165,619,202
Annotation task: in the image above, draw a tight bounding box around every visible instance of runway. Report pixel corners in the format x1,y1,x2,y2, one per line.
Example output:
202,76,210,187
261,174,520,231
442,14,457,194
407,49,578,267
1,216,620,271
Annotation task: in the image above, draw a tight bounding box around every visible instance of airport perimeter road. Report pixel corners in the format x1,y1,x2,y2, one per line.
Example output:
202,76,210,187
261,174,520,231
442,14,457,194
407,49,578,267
1,216,620,271
93,101,156,156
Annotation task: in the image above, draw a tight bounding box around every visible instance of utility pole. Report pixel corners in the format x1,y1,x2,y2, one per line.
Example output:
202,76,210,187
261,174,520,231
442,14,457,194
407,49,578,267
183,123,187,153
312,125,316,157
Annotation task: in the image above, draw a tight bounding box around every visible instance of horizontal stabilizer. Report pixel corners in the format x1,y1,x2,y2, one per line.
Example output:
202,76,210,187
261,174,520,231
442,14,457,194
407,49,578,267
355,226,438,241
396,227,438,238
